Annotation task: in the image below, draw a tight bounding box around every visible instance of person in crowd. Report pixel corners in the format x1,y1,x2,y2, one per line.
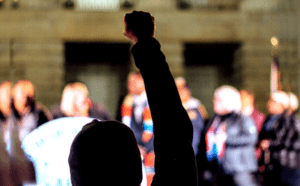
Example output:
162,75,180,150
258,90,290,186
0,81,12,146
10,79,52,186
115,71,137,122
175,77,209,120
0,81,13,186
240,89,266,160
278,92,300,186
199,85,259,186
51,82,111,120
175,77,205,156
121,71,155,186
11,80,52,141
10,80,52,143
68,10,198,186
240,89,265,134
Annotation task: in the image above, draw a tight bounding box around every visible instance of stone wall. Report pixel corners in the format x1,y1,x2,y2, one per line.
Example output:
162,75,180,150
11,39,64,108
0,0,298,115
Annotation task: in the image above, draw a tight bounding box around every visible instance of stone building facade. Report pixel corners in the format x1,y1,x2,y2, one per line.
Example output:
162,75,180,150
1,0,299,117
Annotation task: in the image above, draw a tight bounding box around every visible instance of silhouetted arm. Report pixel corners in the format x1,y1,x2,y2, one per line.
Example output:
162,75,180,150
132,37,198,186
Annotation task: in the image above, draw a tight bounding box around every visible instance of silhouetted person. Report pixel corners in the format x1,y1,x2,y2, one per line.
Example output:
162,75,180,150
259,91,290,186
68,10,198,186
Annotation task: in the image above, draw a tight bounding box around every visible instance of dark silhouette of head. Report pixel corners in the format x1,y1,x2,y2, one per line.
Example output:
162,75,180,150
68,120,143,186
124,11,155,40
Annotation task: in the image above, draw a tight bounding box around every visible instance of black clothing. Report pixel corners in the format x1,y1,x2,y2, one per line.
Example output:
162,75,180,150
278,113,300,186
132,37,198,186
259,113,290,186
259,114,289,152
283,113,300,168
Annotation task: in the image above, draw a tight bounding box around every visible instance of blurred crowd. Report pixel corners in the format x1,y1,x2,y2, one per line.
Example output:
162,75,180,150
0,80,111,186
0,74,299,186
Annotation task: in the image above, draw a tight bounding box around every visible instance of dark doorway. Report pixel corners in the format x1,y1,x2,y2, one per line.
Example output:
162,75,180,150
184,42,241,116
64,41,131,119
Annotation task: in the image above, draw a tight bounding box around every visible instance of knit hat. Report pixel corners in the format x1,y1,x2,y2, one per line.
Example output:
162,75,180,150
271,91,289,110
68,120,142,186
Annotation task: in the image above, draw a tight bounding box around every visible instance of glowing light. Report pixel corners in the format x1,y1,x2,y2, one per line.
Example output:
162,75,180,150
271,37,278,47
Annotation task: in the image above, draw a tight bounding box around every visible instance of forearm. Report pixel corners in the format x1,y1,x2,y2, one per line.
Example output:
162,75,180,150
132,38,193,142
132,37,197,186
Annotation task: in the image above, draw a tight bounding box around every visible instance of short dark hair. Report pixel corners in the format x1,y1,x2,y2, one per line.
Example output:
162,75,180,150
68,120,143,186
125,11,155,40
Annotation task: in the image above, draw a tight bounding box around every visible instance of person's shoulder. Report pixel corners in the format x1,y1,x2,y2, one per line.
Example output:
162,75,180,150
239,114,258,134
35,102,53,120
239,113,254,123
231,113,254,126
205,114,218,128
242,113,254,122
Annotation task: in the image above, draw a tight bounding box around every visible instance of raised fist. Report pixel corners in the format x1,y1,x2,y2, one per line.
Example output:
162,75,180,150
124,11,155,43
